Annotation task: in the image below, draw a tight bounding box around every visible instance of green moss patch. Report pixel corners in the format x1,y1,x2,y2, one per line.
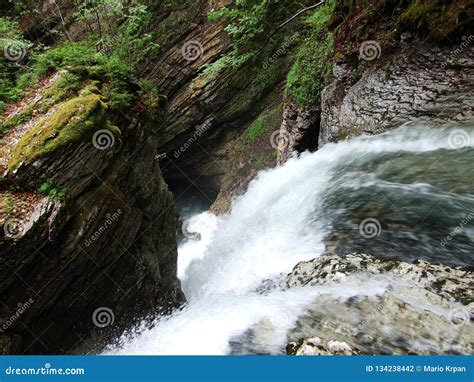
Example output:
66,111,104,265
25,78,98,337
398,0,473,39
8,94,120,171
284,0,337,109
285,32,334,108
214,104,283,214
247,106,282,143
235,104,283,172
0,106,33,134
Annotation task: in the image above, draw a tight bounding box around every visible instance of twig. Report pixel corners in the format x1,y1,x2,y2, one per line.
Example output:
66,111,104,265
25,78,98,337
278,1,325,30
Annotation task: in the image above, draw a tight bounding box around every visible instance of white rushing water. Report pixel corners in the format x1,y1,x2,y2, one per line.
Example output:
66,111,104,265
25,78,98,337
108,124,474,355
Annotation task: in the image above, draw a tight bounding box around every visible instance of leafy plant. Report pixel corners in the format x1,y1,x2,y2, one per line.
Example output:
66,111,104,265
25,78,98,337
38,178,68,201
0,16,34,104
204,1,298,81
0,4,163,113
285,0,337,108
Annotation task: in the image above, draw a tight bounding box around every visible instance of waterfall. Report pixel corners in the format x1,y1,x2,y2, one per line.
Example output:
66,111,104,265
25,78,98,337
107,123,474,355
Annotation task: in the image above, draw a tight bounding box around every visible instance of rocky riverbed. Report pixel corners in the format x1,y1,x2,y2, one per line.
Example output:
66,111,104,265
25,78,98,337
283,253,473,355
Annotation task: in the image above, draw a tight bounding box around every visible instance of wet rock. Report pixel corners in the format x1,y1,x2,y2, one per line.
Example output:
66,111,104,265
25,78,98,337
319,42,474,145
281,253,473,304
0,117,185,355
287,337,357,355
283,253,473,355
277,103,320,164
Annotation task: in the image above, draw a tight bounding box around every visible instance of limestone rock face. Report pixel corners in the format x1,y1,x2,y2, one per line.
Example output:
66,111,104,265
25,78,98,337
281,253,473,304
319,42,474,146
283,253,473,355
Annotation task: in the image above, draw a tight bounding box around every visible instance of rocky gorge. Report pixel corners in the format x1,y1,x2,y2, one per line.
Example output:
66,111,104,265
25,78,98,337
0,0,473,355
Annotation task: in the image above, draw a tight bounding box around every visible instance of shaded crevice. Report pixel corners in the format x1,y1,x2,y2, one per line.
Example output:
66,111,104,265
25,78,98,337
294,113,321,153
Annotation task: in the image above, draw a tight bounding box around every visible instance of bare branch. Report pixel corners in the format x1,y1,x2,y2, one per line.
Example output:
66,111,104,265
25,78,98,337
278,1,325,30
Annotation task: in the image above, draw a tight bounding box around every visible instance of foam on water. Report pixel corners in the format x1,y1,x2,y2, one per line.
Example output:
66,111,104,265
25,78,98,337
106,123,474,355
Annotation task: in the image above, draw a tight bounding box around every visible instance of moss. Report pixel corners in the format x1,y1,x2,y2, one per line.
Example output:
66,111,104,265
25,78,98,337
248,118,265,142
79,82,102,96
0,106,33,133
303,0,338,37
216,104,282,206
398,0,472,38
8,93,119,171
285,32,334,108
284,0,337,109
247,106,282,142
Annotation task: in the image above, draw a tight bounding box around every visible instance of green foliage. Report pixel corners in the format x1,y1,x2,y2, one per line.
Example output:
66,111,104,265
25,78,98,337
136,78,166,112
247,105,282,142
285,0,337,108
285,32,334,108
398,0,469,38
204,1,299,81
304,0,337,37
104,4,160,65
38,178,68,201
1,4,163,114
248,118,265,142
209,0,297,58
0,17,33,104
32,42,99,78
